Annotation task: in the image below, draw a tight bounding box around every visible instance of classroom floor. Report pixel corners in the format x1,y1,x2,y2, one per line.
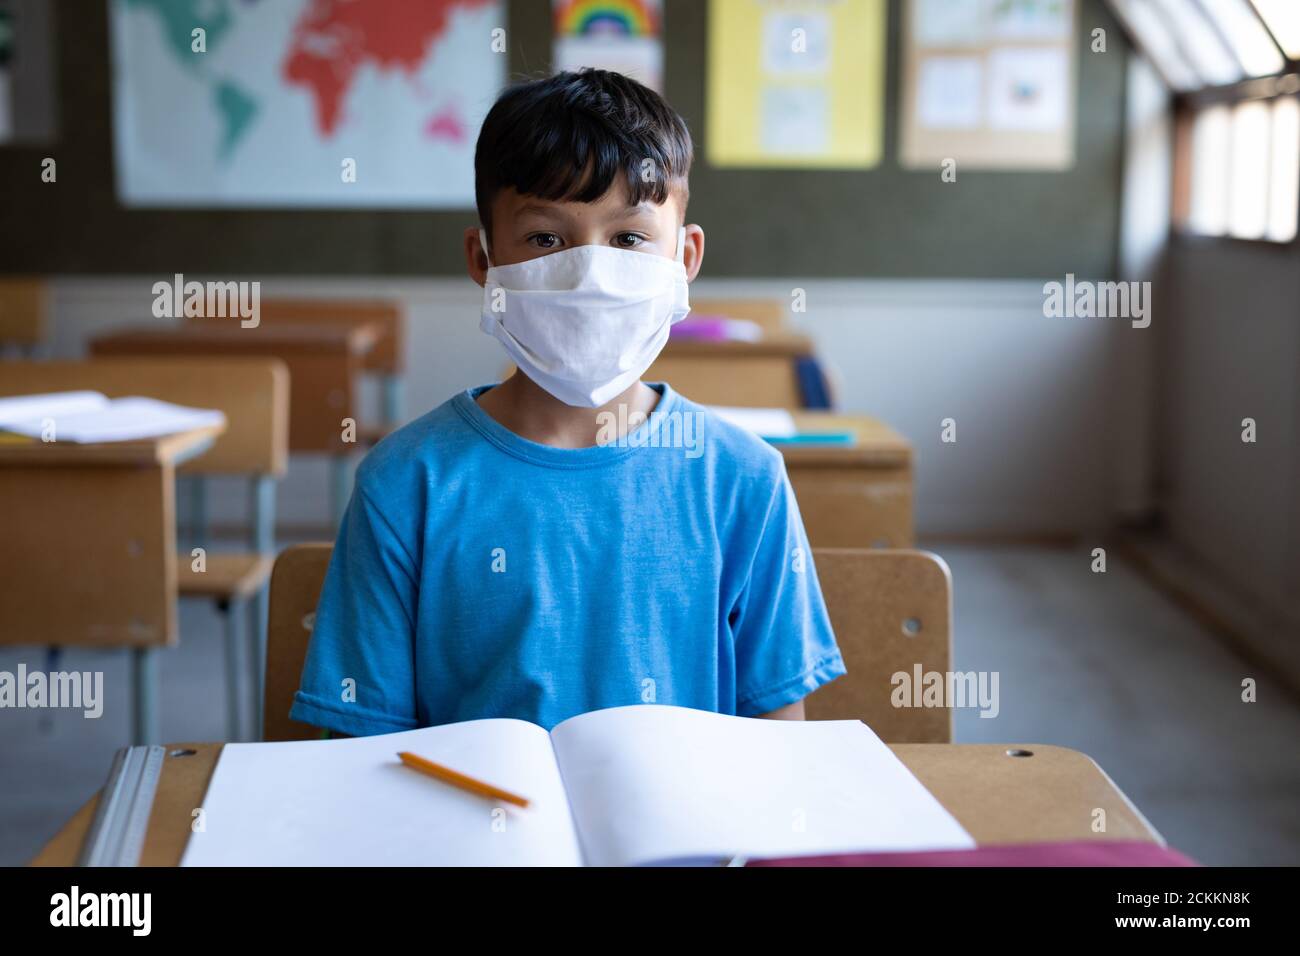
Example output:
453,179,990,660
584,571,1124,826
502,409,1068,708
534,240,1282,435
1,543,1296,866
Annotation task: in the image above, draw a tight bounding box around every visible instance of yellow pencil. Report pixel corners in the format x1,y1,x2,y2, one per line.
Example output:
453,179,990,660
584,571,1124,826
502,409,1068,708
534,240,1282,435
397,751,531,808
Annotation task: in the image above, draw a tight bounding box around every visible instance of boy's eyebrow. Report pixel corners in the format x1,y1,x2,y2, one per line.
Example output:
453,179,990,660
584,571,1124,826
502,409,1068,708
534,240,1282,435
618,204,659,219
515,202,571,220
513,201,662,228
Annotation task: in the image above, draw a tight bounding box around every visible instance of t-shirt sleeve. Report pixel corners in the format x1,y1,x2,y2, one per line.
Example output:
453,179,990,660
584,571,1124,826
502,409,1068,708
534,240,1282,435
731,463,846,717
288,483,420,737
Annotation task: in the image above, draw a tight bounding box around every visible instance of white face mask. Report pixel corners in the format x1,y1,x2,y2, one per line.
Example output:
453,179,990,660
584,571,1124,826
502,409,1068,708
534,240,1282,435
478,226,691,408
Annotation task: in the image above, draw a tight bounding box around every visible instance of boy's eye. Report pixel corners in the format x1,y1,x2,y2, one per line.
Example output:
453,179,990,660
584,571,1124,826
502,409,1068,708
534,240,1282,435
614,232,645,248
528,233,561,249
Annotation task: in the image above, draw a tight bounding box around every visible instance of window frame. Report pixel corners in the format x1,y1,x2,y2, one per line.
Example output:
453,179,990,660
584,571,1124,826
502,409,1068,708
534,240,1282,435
1172,75,1300,248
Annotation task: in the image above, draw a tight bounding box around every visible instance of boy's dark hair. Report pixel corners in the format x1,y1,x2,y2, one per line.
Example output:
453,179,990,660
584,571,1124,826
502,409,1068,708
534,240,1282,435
474,69,693,240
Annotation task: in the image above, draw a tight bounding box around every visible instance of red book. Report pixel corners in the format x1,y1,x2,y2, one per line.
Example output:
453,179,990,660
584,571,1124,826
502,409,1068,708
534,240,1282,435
744,840,1198,867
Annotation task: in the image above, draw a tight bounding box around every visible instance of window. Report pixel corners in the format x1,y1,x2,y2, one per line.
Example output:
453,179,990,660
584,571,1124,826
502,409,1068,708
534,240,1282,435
1153,0,1243,86
1206,0,1285,78
1189,106,1230,234
1250,0,1300,59
1114,0,1300,242
1181,96,1300,242
1112,0,1296,89
1110,0,1214,90
1228,100,1270,237
1267,97,1299,241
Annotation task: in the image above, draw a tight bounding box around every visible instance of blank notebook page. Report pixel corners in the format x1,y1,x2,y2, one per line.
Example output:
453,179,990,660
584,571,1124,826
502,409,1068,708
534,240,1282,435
181,719,583,867
550,705,975,867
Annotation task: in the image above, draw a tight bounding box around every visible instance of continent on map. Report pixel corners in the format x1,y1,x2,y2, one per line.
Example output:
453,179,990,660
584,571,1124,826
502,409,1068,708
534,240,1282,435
125,0,233,67
215,81,259,158
284,0,496,137
425,103,467,144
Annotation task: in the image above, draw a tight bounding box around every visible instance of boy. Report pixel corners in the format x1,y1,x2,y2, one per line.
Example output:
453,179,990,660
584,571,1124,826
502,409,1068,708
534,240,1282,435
290,70,844,736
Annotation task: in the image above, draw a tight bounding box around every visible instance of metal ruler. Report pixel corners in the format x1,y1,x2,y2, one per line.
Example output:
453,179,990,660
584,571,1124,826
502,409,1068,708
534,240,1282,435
78,745,166,867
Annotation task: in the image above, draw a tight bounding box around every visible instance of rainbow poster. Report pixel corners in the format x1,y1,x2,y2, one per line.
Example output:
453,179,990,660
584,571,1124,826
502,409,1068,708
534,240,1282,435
553,0,663,92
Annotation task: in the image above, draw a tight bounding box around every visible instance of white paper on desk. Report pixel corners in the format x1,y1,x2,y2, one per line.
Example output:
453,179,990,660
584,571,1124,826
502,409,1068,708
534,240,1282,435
707,406,798,439
551,706,975,867
0,395,225,443
0,391,109,427
182,719,584,866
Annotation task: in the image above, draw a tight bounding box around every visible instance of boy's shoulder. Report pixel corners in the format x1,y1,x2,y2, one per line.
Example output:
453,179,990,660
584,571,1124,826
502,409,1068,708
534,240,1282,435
353,390,479,490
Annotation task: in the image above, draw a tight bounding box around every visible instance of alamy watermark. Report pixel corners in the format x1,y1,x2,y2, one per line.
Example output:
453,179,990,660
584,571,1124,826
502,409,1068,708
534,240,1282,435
1043,273,1151,328
891,665,1000,718
50,886,150,936
151,272,260,328
0,665,103,718
596,404,705,459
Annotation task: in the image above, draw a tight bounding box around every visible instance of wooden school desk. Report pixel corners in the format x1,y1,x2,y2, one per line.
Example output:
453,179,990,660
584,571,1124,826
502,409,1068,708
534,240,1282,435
90,322,380,526
782,412,914,549
0,423,226,746
244,298,405,442
30,741,1160,865
647,330,820,408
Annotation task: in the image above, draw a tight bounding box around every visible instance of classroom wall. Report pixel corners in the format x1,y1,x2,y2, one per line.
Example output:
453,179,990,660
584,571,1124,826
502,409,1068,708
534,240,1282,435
0,0,1130,279
1157,237,1300,637
44,274,1120,537
1112,57,1169,521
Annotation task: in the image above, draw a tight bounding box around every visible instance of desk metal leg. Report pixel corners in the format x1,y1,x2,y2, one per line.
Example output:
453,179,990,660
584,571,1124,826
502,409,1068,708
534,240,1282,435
188,476,208,550
382,374,402,427
249,586,269,741
329,454,352,530
39,647,61,735
219,599,243,742
251,475,276,554
131,646,159,746
249,475,275,742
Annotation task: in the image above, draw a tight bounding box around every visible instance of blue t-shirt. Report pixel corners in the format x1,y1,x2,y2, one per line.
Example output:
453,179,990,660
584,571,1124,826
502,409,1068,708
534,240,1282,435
289,383,845,735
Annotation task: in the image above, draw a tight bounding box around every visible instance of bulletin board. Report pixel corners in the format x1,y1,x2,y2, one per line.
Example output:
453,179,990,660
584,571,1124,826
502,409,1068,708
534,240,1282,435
706,0,886,169
899,0,1077,170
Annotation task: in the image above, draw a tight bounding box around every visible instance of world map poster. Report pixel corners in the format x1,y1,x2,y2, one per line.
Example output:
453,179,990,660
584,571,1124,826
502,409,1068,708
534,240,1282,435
110,0,505,207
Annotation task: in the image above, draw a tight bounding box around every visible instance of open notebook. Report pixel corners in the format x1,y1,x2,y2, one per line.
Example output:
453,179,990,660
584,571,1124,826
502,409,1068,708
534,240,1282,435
182,705,973,867
0,390,225,443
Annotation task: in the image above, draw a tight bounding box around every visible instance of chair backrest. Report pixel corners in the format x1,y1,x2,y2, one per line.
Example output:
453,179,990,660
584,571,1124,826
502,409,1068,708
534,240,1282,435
0,358,289,477
250,298,403,375
265,545,953,743
0,278,47,349
803,549,952,742
265,543,334,741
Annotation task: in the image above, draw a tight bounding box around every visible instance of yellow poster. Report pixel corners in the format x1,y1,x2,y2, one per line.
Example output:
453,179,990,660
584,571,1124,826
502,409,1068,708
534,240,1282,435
707,0,886,168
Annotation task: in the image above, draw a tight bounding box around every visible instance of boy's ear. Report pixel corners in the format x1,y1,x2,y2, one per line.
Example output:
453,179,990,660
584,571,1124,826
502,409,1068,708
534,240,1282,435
682,224,705,282
464,226,490,287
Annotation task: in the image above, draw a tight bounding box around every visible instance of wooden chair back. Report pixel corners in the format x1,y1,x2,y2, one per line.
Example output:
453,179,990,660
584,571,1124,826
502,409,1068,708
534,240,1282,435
804,549,953,742
264,546,953,743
